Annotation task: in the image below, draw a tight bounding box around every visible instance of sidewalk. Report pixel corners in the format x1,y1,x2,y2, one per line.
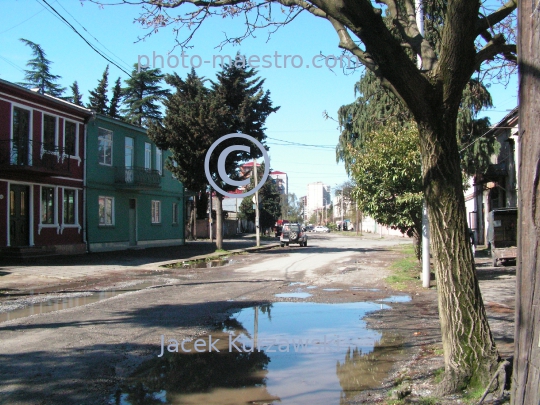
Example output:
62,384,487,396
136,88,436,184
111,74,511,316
0,235,279,293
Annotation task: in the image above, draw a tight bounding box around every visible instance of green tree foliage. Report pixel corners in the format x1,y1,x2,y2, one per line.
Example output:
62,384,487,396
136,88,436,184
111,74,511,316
69,81,83,106
109,77,123,119
121,65,170,127
150,69,221,194
337,73,499,178
88,65,110,114
349,124,423,246
18,38,65,97
148,60,278,247
281,193,303,223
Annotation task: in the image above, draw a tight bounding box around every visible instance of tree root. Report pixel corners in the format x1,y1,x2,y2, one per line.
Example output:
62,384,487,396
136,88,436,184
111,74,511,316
477,359,511,404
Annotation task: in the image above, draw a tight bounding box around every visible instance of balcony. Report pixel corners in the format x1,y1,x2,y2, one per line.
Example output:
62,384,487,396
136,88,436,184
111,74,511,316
476,163,508,184
114,166,161,189
0,139,74,176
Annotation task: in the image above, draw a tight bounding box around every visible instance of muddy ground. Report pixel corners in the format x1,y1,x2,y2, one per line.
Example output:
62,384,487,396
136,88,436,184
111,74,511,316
0,234,515,404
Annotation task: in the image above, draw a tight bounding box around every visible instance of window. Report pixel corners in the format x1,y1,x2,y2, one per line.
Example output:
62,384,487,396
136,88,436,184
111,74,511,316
156,148,162,175
64,121,77,156
98,128,113,165
43,114,56,152
172,203,178,224
145,142,151,170
151,200,161,223
98,196,114,225
41,187,55,224
63,189,76,224
125,137,134,167
12,107,30,165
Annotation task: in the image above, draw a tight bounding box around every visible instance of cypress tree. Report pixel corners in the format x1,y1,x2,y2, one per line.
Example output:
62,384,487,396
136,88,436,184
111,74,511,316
88,65,109,114
108,77,122,119
70,81,84,106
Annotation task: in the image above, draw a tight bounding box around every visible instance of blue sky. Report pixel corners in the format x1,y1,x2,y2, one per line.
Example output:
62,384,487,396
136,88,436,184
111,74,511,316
0,0,517,199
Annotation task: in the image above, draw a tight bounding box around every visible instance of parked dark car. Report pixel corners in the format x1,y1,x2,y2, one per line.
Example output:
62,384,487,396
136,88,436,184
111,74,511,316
280,223,308,247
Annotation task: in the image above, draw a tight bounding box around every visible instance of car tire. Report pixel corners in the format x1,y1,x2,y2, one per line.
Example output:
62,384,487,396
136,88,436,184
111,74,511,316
286,243,289,246
304,241,307,247
280,243,284,247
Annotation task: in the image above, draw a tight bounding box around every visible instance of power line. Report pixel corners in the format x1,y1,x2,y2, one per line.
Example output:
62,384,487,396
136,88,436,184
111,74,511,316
55,0,132,72
37,0,132,76
0,55,25,73
0,8,46,34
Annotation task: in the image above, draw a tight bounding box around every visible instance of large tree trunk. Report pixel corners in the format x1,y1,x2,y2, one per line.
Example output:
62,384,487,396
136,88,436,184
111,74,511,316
418,115,499,393
511,1,540,402
216,196,223,250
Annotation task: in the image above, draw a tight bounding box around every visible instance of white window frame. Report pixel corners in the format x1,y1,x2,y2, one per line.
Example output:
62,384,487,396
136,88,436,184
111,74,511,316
98,196,115,226
156,148,163,175
63,119,79,159
10,104,33,166
42,114,58,153
98,128,113,166
145,142,152,170
125,137,134,168
60,188,81,233
39,185,58,234
172,203,178,224
151,200,161,224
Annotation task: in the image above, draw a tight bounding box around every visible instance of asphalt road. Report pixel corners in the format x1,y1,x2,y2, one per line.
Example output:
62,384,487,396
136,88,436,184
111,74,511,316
0,233,409,404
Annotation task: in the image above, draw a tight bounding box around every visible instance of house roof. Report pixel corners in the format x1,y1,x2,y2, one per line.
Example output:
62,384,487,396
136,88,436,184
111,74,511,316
270,171,287,175
0,78,93,118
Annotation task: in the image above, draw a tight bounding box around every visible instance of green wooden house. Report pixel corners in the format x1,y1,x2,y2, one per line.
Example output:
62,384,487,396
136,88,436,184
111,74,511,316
85,114,184,252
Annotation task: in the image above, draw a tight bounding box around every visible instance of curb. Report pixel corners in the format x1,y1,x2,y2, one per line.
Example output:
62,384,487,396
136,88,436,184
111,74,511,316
141,243,280,269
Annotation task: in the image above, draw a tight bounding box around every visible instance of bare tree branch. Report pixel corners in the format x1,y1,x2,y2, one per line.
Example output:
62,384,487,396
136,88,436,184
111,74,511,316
476,0,517,36
475,34,517,70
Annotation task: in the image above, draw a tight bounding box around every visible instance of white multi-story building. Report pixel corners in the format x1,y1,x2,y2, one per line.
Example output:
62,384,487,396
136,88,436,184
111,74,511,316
306,182,331,221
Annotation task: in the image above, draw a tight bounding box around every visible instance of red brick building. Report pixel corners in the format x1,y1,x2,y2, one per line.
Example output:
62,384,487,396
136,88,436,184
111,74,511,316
0,79,92,255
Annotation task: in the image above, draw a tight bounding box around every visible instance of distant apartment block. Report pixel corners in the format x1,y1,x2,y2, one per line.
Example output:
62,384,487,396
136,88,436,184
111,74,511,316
306,182,330,219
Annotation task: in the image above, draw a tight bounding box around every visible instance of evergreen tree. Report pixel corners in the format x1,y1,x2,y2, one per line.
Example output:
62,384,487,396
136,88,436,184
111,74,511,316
337,72,498,178
122,65,170,127
148,69,224,240
148,60,278,248
70,81,83,106
212,53,279,141
87,65,109,114
109,77,122,119
18,38,65,97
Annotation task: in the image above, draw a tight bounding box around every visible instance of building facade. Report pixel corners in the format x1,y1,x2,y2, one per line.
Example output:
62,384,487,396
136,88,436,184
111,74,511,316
306,182,331,220
85,115,184,252
0,79,92,255
465,107,519,245
269,171,288,195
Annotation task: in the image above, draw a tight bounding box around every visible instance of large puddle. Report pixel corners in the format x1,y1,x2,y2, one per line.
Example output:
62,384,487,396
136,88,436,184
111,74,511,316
112,300,408,405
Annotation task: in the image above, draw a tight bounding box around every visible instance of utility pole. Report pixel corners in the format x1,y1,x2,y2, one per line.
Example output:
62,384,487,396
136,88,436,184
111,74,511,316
356,201,359,236
341,191,344,230
209,187,213,242
416,0,430,288
253,159,260,247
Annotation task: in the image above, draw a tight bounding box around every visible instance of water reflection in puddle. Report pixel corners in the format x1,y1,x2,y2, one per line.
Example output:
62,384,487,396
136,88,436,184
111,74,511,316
377,295,412,303
275,292,312,299
114,301,408,405
0,283,157,323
